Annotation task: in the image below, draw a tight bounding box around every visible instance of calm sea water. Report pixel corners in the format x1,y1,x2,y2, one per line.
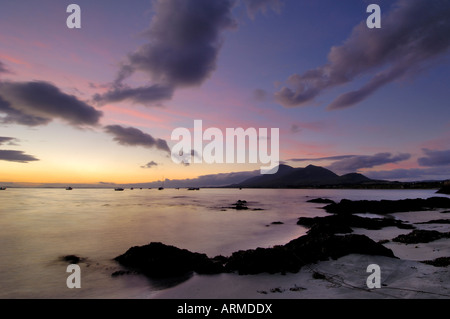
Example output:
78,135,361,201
0,187,445,298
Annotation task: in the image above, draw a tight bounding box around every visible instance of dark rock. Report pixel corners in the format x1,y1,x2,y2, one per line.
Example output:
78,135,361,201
224,233,396,275
323,197,450,215
297,214,414,233
415,219,450,225
62,255,81,264
436,185,450,195
114,242,224,278
115,232,396,278
392,230,450,244
230,200,248,210
305,222,353,236
307,198,336,204
312,272,326,280
421,257,450,267
271,221,284,225
111,270,134,277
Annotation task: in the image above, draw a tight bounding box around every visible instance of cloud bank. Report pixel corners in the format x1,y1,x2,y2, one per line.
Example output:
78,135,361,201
275,0,450,109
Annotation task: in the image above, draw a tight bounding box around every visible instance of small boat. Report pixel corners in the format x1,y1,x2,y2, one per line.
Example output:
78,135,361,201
65,187,73,190
187,187,200,191
0,186,6,190
158,178,165,190
114,188,124,191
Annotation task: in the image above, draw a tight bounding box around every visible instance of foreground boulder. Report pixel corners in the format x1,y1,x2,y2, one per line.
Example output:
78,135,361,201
323,197,450,215
114,242,224,277
114,232,396,277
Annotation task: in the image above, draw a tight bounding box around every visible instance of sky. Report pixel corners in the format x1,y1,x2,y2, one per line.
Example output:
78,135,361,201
1,0,450,186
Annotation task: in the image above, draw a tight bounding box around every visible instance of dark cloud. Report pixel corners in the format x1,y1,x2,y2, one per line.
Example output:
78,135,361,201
0,150,39,163
0,136,19,146
0,81,102,127
104,125,170,153
326,153,411,173
275,0,450,109
125,0,236,87
101,0,236,105
244,0,282,19
0,95,50,126
418,148,450,167
141,161,158,169
93,84,174,105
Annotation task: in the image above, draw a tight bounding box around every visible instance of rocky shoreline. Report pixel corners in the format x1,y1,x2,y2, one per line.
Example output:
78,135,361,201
109,196,450,282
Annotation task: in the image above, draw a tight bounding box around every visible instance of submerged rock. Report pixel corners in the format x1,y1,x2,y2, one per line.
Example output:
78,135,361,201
421,256,450,267
61,255,82,264
415,219,450,225
306,198,336,204
392,230,450,244
323,197,450,215
231,200,248,210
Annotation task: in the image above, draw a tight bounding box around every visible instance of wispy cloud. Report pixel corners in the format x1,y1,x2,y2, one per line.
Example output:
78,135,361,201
0,136,19,146
289,153,411,173
288,155,357,162
326,153,411,173
243,0,283,19
93,84,174,106
275,0,450,109
0,61,11,74
141,161,158,169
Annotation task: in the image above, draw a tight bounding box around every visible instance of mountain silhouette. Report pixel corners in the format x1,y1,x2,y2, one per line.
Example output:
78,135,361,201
233,164,376,188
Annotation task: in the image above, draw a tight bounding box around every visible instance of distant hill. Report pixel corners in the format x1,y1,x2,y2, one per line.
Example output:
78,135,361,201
231,164,379,188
